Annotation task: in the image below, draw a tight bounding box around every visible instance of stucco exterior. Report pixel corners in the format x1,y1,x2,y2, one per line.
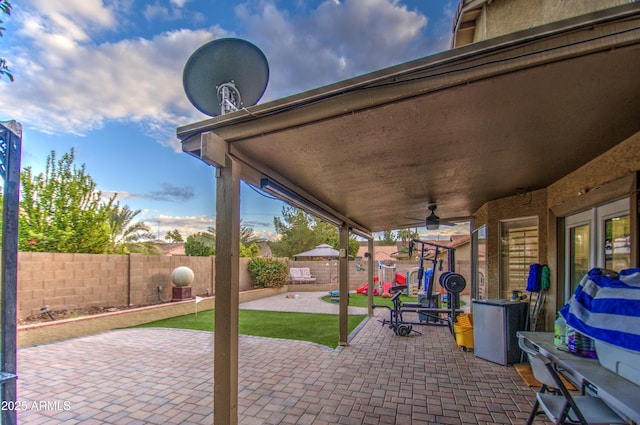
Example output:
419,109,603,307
454,0,630,47
472,130,639,332
452,0,640,333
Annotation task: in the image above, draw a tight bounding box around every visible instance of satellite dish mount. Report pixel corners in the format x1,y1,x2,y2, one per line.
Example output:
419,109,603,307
217,81,241,114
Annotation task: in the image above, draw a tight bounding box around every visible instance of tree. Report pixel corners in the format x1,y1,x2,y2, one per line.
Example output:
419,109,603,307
269,207,317,258
378,230,398,246
240,242,260,258
184,227,215,256
0,1,13,81
109,205,158,255
184,222,263,257
164,229,183,243
240,220,264,245
397,228,419,258
398,228,419,243
269,206,360,259
19,149,117,253
324,230,360,260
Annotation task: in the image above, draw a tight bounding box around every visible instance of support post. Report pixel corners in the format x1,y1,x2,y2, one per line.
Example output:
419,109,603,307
0,121,21,425
214,153,240,425
367,238,374,316
339,224,350,346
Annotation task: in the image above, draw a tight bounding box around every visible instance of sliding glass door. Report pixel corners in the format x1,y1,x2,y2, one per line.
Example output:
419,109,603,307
564,198,630,301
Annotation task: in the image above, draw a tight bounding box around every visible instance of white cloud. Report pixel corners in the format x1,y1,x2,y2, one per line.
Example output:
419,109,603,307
143,214,215,238
22,0,115,42
3,20,225,144
237,0,430,99
143,1,187,21
138,213,279,241
2,0,440,151
170,0,190,8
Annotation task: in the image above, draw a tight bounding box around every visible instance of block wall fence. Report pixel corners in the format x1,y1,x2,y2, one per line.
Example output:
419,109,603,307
17,252,470,320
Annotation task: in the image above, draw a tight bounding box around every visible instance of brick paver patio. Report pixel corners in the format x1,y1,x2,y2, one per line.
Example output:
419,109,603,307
17,294,550,424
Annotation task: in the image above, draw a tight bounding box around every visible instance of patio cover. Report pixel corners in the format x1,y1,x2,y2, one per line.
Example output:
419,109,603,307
293,244,339,260
179,4,640,235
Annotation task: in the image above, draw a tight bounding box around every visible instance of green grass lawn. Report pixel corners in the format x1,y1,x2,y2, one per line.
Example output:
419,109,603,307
321,292,418,308
132,310,367,349
320,293,465,308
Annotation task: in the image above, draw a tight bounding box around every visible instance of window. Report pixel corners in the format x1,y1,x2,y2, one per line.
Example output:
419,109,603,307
472,226,487,300
500,218,538,299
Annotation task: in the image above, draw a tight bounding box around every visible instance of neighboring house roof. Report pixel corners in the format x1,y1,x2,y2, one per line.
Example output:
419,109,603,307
156,241,272,257
356,245,402,262
355,237,470,262
166,245,186,256
155,243,186,256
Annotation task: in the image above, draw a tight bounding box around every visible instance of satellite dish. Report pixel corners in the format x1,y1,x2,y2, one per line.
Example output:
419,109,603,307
183,38,269,116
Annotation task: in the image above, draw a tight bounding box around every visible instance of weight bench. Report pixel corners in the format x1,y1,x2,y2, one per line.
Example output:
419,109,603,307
373,275,466,336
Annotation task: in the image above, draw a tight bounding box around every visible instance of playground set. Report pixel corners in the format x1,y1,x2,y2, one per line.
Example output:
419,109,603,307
356,261,410,297
372,239,466,336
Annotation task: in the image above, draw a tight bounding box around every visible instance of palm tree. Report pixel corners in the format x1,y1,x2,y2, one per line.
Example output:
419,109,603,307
109,205,159,254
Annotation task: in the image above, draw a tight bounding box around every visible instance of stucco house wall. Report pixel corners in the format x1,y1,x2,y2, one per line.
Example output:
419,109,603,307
458,0,629,45
473,130,639,331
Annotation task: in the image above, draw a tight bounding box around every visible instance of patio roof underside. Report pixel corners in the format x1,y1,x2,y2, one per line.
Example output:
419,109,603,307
179,5,640,235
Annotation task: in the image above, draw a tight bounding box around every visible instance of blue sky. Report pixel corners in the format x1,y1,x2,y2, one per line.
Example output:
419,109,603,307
0,0,461,240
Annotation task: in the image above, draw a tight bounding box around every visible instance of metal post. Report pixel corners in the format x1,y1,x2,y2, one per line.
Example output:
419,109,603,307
338,224,350,346
0,120,22,425
214,152,240,425
367,239,374,316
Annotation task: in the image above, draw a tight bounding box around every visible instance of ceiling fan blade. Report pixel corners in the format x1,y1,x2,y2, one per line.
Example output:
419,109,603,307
438,221,457,226
439,215,475,224
402,216,423,221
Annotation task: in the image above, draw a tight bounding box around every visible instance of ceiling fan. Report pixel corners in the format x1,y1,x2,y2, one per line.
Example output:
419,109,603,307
404,204,473,230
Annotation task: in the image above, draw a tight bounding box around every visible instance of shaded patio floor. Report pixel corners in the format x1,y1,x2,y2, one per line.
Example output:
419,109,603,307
17,304,551,425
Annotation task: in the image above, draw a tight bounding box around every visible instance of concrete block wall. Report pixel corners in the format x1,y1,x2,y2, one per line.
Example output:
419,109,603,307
18,252,130,320
17,252,471,320
17,253,257,320
286,257,472,295
130,254,216,306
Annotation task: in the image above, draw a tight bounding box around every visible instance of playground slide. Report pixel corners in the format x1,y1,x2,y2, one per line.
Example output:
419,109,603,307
356,283,379,296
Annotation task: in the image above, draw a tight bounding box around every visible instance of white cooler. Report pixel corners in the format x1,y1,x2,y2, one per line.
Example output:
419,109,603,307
595,339,640,386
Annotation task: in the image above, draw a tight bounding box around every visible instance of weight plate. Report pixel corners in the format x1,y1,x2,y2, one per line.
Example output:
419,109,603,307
443,273,466,294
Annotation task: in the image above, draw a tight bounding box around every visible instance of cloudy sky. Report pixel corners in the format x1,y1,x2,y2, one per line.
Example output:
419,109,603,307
0,0,459,240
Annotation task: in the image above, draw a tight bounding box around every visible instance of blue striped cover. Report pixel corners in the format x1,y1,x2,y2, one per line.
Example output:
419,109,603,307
560,268,640,352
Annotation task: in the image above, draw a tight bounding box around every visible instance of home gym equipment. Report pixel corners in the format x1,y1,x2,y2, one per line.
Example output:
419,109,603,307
373,239,466,336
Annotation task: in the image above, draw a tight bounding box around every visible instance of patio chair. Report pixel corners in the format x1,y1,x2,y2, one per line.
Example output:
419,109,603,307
518,337,626,425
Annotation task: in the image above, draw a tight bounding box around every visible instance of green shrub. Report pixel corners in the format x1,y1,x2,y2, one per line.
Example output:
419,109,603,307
248,257,289,288
184,233,215,256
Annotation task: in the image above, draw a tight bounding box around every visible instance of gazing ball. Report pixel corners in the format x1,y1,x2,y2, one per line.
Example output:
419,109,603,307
171,266,195,287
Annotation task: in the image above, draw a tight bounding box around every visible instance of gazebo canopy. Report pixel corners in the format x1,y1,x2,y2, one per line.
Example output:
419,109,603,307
293,244,339,260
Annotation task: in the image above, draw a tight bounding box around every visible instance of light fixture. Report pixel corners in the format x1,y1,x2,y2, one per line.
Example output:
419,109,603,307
426,222,439,231
260,178,372,239
260,178,342,226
